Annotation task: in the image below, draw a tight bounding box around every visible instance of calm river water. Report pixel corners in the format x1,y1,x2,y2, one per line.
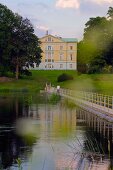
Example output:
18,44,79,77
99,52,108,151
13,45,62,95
0,93,112,170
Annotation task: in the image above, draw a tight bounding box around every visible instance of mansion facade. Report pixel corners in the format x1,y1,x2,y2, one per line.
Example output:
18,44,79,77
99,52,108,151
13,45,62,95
36,34,77,70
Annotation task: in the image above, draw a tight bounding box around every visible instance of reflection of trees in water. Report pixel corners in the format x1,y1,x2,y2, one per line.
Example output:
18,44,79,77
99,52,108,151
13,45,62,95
0,129,35,169
0,94,46,124
0,96,23,124
0,94,42,169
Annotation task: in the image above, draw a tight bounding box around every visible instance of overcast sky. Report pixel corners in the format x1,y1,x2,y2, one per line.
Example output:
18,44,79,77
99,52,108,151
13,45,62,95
0,0,113,40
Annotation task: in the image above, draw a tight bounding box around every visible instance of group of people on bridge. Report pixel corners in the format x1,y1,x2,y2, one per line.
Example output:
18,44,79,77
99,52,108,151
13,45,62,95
45,83,60,93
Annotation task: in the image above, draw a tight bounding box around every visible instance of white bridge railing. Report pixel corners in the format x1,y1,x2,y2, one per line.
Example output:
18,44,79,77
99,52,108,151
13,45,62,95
49,87,113,113
60,89,113,109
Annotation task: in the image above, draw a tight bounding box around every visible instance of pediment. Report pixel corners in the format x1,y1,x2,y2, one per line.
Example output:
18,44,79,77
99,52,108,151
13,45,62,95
40,35,64,43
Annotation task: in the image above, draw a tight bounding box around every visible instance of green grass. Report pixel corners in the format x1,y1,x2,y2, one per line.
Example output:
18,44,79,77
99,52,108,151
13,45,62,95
0,70,113,95
61,73,113,95
0,70,76,93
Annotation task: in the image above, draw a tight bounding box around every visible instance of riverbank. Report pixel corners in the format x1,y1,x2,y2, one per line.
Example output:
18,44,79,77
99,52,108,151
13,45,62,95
0,70,75,93
0,70,113,95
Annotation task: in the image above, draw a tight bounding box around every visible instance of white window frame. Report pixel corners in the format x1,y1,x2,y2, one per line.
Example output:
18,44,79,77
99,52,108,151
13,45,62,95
46,46,53,50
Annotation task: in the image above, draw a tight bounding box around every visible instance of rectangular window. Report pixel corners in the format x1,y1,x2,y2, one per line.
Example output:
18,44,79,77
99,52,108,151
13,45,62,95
60,53,63,61
48,64,51,68
70,54,73,60
47,46,53,50
60,64,63,68
48,37,51,42
47,37,53,42
48,59,51,62
70,46,73,50
45,59,47,62
48,52,51,59
60,46,63,50
48,46,51,50
70,64,72,68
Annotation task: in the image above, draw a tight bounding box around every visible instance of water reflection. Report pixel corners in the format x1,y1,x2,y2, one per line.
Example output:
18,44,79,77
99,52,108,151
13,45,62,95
0,94,112,169
76,108,113,169
0,128,34,169
0,94,37,169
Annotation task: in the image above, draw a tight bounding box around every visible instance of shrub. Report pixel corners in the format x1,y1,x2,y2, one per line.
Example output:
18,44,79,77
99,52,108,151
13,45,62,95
21,69,32,76
57,73,73,82
49,93,61,104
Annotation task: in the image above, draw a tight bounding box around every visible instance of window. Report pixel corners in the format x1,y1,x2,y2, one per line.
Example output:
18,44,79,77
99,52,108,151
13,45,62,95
48,46,51,50
70,54,73,60
48,64,51,68
47,64,53,68
60,46,63,50
48,59,51,62
52,59,54,62
60,53,63,61
45,51,54,62
70,46,73,50
47,46,53,50
60,64,63,68
48,37,51,42
48,52,51,59
47,37,53,42
70,64,72,68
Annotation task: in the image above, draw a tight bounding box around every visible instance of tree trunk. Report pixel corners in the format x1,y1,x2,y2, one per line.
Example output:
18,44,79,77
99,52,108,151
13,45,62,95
16,63,19,80
16,57,19,80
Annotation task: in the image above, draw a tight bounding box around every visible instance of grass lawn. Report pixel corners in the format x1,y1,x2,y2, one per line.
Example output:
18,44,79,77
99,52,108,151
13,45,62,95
62,73,113,95
0,70,76,93
0,70,113,95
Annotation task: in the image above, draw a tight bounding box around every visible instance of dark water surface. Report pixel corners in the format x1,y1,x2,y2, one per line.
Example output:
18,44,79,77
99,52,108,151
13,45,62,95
0,93,112,170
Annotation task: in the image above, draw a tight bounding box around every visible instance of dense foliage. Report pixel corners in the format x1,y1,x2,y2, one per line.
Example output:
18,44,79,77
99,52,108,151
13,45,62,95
78,7,113,73
0,4,42,79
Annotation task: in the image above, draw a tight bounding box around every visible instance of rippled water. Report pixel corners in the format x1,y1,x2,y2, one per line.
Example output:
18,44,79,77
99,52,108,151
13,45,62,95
0,93,112,170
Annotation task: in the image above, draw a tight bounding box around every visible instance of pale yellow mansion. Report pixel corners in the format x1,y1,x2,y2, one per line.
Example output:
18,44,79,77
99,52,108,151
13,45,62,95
36,34,77,70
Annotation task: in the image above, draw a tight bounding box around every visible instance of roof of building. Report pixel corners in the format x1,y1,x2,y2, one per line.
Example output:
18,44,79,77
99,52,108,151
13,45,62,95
62,38,78,42
40,34,78,43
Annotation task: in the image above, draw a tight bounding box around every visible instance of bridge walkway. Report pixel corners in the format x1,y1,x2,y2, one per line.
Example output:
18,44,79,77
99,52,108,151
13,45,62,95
49,87,113,122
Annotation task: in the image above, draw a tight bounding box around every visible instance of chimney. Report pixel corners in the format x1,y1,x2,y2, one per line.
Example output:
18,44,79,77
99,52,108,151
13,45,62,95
46,30,48,35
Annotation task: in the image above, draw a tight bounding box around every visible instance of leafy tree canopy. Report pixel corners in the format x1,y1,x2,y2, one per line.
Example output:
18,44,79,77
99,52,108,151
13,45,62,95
0,4,42,79
78,7,113,73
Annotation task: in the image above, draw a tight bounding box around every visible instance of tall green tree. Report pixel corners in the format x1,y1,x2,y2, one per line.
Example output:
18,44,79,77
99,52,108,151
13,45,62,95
78,17,107,73
0,4,15,75
78,7,113,73
104,7,113,67
10,14,42,79
107,7,113,20
0,4,42,79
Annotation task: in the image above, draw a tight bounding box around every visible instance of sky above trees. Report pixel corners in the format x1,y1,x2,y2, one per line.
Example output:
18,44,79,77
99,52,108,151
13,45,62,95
1,0,113,40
